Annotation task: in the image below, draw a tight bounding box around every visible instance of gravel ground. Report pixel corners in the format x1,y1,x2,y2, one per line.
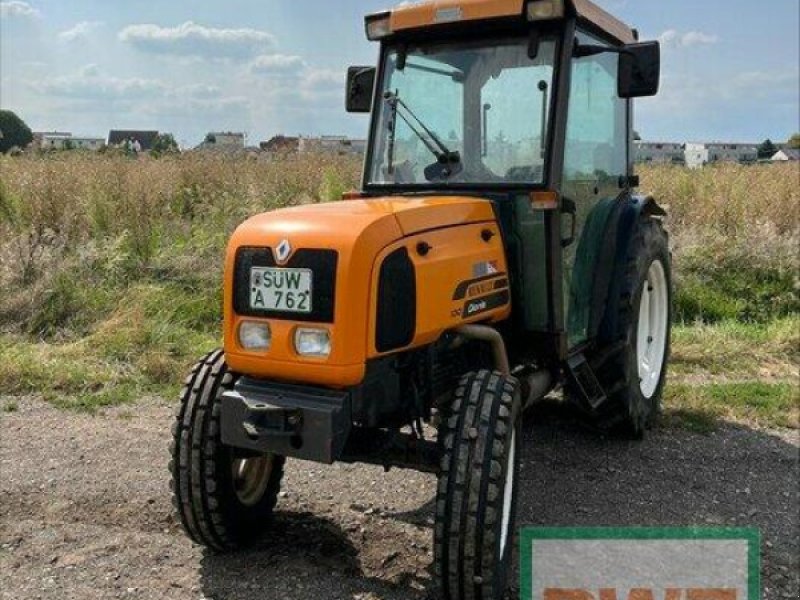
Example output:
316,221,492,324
1,397,797,600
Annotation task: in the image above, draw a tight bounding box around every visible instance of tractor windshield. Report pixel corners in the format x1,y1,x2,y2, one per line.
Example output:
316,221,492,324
368,37,557,187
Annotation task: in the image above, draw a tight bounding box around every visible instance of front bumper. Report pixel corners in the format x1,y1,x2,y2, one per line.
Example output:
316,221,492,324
221,377,352,464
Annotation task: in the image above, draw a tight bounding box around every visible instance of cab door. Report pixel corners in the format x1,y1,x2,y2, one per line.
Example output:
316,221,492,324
560,31,630,349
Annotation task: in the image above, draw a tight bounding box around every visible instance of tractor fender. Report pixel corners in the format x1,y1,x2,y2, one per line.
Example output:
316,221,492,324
593,193,667,343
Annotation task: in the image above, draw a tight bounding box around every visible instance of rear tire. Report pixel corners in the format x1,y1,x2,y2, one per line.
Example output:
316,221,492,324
169,349,285,551
434,370,522,600
594,217,672,438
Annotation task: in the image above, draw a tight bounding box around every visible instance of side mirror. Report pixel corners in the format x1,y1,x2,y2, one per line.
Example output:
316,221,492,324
346,66,376,113
618,41,660,98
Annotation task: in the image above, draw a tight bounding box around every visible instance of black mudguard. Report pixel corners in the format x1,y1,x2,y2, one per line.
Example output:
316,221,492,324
567,193,666,346
595,194,666,344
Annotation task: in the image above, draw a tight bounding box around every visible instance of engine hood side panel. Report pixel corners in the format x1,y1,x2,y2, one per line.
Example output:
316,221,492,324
368,221,511,358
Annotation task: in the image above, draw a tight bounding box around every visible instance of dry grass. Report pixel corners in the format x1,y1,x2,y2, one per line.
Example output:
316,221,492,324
0,152,360,337
0,154,797,425
638,162,800,237
638,163,800,323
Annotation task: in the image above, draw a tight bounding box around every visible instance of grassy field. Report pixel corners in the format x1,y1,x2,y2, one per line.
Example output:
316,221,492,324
0,153,797,430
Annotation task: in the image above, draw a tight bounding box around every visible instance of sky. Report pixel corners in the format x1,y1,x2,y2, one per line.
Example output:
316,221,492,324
1,0,798,147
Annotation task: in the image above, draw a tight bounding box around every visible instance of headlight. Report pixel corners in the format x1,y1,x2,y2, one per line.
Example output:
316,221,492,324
294,328,331,357
238,321,271,351
527,0,565,21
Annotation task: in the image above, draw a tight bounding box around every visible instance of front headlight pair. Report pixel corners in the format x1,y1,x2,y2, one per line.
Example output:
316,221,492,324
238,321,331,358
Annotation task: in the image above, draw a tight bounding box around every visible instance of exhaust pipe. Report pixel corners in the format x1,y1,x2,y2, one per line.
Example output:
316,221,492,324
453,325,553,410
454,324,510,375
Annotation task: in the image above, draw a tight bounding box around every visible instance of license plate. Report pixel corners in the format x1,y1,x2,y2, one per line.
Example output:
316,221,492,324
250,267,312,313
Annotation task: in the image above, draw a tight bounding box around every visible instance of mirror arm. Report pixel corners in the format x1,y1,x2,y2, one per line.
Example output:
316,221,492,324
528,29,540,60
573,43,634,59
397,44,408,71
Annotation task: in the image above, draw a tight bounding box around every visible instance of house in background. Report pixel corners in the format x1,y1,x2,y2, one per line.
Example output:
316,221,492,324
70,136,105,151
34,131,71,150
684,142,758,169
33,132,104,151
634,141,685,165
771,148,800,162
298,135,367,155
260,135,300,153
108,130,159,152
197,131,246,151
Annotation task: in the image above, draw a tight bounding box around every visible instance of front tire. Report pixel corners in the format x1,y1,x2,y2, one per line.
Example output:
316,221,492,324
434,370,521,600
169,349,285,551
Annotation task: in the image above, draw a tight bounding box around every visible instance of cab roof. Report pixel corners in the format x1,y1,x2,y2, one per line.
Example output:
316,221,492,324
379,0,636,45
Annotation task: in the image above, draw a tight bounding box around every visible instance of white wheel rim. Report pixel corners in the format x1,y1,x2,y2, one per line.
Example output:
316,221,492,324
231,455,274,507
637,260,668,399
499,430,517,557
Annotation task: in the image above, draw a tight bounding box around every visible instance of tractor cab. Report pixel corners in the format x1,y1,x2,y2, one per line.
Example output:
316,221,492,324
347,0,660,357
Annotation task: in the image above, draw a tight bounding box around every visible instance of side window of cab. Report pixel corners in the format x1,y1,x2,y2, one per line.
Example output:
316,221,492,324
562,31,629,348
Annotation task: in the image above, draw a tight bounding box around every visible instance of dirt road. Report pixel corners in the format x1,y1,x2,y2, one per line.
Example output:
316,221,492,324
1,397,797,600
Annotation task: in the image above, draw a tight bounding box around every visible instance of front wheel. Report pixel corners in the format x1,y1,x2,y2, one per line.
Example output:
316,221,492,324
434,370,522,600
169,350,285,551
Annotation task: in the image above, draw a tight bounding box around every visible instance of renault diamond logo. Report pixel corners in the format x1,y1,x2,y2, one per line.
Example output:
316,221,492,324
275,239,292,264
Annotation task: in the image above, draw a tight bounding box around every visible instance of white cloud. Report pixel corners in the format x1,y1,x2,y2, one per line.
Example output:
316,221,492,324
729,70,800,100
141,95,250,119
26,65,252,119
680,31,719,47
118,21,275,59
302,68,342,91
250,54,306,76
177,84,223,99
658,29,719,48
58,21,103,42
79,63,100,77
0,1,40,19
639,68,799,121
29,66,167,101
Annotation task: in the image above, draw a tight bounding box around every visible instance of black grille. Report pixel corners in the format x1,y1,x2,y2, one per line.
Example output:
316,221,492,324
233,247,338,323
376,247,416,353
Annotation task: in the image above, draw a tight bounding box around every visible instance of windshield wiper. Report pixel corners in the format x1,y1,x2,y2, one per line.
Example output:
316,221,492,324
383,91,462,181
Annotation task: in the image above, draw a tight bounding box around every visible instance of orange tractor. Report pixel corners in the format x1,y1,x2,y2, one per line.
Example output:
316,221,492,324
170,1,667,597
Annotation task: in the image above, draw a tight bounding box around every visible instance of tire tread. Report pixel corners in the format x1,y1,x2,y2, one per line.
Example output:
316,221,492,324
169,350,284,552
435,370,520,600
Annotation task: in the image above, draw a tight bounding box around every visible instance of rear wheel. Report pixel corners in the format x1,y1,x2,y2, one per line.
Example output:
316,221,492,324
169,349,285,551
434,370,521,600
594,217,672,437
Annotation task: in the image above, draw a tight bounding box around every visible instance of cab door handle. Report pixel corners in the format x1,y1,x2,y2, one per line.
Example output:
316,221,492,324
561,198,577,248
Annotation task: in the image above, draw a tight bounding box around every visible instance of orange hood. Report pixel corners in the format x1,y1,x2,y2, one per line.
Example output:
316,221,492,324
223,195,498,387
228,195,496,246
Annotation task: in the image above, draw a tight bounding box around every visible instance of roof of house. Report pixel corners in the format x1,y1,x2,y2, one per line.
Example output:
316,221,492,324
37,131,72,138
108,130,159,150
382,0,636,45
260,135,300,152
686,142,758,148
635,141,684,147
774,148,800,160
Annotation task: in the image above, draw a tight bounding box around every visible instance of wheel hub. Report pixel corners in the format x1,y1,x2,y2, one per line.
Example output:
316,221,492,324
637,260,668,399
231,455,274,507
